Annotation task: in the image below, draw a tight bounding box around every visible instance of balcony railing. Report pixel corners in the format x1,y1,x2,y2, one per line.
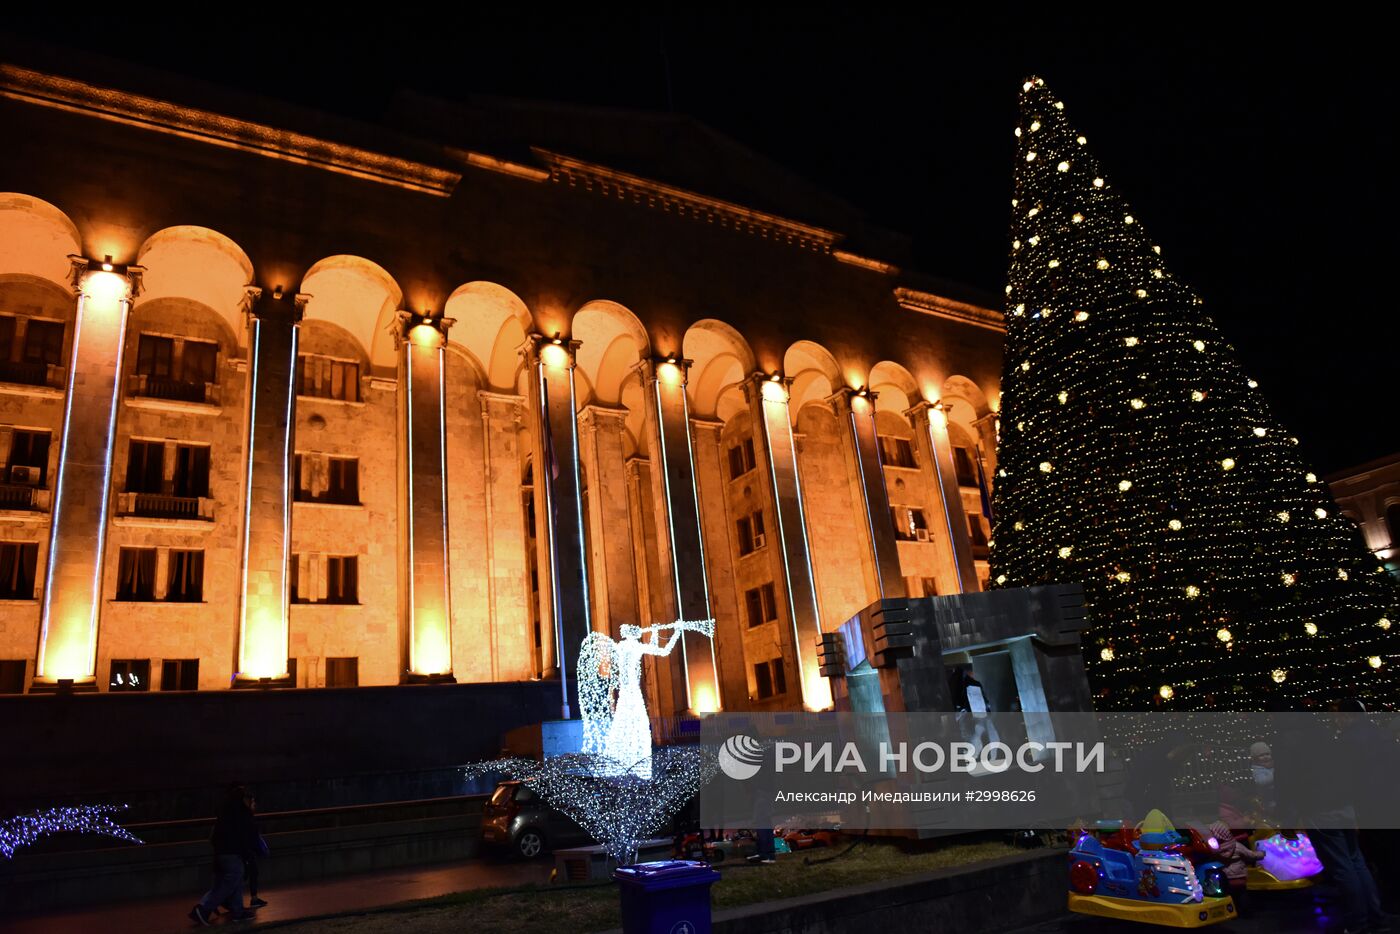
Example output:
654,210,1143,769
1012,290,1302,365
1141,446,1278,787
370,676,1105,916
0,360,64,389
118,492,214,521
0,483,40,510
127,375,214,404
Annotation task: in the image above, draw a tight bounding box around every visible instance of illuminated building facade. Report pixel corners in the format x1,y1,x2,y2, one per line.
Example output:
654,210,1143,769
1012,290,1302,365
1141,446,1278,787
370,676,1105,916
1328,452,1400,581
0,53,1003,714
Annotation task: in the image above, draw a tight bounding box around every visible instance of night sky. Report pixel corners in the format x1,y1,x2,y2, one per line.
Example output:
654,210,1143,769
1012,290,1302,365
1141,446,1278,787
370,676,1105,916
5,13,1393,475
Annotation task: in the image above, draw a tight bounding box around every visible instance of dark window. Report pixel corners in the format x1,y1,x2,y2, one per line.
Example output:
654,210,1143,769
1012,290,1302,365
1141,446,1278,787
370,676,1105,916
0,542,38,599
172,445,210,498
135,334,174,379
754,661,772,699
181,340,218,386
0,316,15,358
745,582,778,626
160,659,199,691
289,554,304,603
326,657,359,688
727,438,756,479
328,458,358,505
287,656,298,686
754,658,787,699
737,510,766,556
953,447,979,487
0,659,25,694
892,507,929,541
22,319,64,366
298,355,360,402
878,435,917,468
165,550,204,602
921,577,939,597
295,455,359,505
109,659,151,692
7,429,51,485
125,440,164,493
326,556,358,604
1388,504,1400,549
968,513,989,549
116,548,157,601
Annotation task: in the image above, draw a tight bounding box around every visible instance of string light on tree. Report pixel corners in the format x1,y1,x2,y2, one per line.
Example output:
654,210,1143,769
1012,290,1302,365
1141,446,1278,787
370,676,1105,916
988,75,1399,711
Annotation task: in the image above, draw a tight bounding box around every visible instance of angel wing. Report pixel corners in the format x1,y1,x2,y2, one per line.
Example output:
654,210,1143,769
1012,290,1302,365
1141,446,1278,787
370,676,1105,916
577,631,619,756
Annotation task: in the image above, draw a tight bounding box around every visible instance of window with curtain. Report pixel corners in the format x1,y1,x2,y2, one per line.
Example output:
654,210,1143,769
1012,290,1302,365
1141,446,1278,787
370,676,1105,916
878,435,917,468
135,334,174,378
173,445,210,498
125,440,164,493
116,548,157,601
165,550,204,602
326,556,358,604
0,542,38,599
297,354,360,401
22,319,64,366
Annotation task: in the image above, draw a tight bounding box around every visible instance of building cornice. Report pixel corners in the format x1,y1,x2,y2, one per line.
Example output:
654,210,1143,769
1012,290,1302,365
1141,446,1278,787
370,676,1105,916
532,147,842,253
893,287,1005,333
0,63,461,197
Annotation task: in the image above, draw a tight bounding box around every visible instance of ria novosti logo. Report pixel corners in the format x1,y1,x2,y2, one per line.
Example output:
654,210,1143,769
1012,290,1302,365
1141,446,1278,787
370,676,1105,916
718,734,765,780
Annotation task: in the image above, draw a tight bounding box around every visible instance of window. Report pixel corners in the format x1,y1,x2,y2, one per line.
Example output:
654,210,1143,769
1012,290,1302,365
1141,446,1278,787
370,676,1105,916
173,445,210,498
116,548,157,601
0,316,14,357
891,506,929,541
878,435,917,468
290,554,304,603
968,513,990,552
161,659,199,691
22,319,64,366
326,556,358,604
181,340,218,386
953,447,979,487
754,658,788,700
326,657,359,688
0,542,38,599
920,577,940,597
736,509,766,556
727,438,756,479
295,455,360,505
109,659,150,692
125,440,164,493
135,334,174,379
298,354,360,401
7,429,51,484
166,550,204,602
744,582,778,627
0,659,25,694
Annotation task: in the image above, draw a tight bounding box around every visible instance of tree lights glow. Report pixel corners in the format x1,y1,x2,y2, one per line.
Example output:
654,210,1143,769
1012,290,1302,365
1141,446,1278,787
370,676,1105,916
989,77,1399,709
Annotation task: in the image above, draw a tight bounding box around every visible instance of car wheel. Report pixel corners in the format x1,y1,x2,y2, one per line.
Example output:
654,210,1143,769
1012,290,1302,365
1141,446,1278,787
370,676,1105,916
516,828,546,859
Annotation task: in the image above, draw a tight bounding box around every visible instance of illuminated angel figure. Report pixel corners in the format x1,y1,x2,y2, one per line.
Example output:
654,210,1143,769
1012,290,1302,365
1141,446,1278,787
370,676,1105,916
578,619,715,780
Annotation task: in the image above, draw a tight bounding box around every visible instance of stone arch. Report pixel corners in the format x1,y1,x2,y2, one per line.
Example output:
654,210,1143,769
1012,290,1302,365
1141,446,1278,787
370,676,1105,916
572,299,650,407
784,340,841,425
136,226,254,348
444,281,534,392
300,256,402,369
868,360,921,415
0,193,81,286
684,319,756,422
941,374,992,425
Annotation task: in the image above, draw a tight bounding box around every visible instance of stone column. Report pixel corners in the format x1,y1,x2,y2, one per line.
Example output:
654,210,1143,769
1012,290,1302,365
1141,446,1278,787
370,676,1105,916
35,258,142,690
743,373,830,710
233,286,304,685
907,400,979,594
480,391,533,681
831,388,907,601
397,312,455,682
523,335,590,719
640,358,721,714
577,404,640,637
689,419,748,711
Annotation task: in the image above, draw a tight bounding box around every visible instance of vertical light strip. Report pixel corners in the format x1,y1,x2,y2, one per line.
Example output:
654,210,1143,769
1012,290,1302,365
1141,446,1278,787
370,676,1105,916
567,362,591,633
653,376,691,708
37,290,87,678
927,411,969,593
849,408,887,601
436,339,451,644
86,290,129,674
539,364,567,716
236,317,262,674
278,324,297,671
405,343,417,674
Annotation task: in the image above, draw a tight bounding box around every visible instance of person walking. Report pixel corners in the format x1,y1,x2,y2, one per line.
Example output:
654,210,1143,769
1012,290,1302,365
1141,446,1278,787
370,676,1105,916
244,791,269,909
189,783,258,926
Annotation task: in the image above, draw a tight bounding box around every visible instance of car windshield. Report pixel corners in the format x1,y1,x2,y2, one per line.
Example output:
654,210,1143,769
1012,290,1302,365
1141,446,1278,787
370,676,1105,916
488,784,515,807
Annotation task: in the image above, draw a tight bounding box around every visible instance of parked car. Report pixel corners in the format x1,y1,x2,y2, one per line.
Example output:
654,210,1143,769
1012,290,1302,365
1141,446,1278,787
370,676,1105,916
481,780,592,858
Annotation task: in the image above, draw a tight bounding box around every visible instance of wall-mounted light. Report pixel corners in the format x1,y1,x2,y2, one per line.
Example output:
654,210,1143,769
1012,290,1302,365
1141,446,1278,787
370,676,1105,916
272,285,284,300
100,255,114,272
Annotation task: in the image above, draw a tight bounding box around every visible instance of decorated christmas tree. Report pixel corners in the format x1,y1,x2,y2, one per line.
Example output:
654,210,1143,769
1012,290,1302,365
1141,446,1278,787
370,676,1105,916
989,77,1398,710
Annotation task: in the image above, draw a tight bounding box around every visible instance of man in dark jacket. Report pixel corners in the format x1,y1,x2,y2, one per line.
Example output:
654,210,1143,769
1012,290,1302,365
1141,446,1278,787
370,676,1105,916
189,783,258,925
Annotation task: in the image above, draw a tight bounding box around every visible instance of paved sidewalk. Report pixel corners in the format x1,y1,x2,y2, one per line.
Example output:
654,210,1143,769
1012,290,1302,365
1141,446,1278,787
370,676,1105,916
7,857,554,934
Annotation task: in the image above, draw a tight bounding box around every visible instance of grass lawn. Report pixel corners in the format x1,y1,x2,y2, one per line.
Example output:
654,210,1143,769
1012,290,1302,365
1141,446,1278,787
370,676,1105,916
264,837,1026,934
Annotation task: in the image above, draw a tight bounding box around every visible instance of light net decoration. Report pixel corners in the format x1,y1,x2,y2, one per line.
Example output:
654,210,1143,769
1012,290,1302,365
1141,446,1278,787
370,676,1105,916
990,77,1398,710
2,805,142,859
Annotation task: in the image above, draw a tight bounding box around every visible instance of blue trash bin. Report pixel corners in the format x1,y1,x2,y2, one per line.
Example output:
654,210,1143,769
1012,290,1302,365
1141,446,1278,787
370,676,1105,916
614,859,721,934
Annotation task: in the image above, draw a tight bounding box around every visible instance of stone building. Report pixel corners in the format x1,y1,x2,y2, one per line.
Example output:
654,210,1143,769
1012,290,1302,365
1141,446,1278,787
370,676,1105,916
0,49,1004,716
1328,452,1400,582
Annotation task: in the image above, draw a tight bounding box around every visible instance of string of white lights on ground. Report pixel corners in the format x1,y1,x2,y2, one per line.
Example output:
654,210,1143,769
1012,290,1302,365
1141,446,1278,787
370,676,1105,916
1,805,141,859
463,748,718,866
989,77,1398,710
